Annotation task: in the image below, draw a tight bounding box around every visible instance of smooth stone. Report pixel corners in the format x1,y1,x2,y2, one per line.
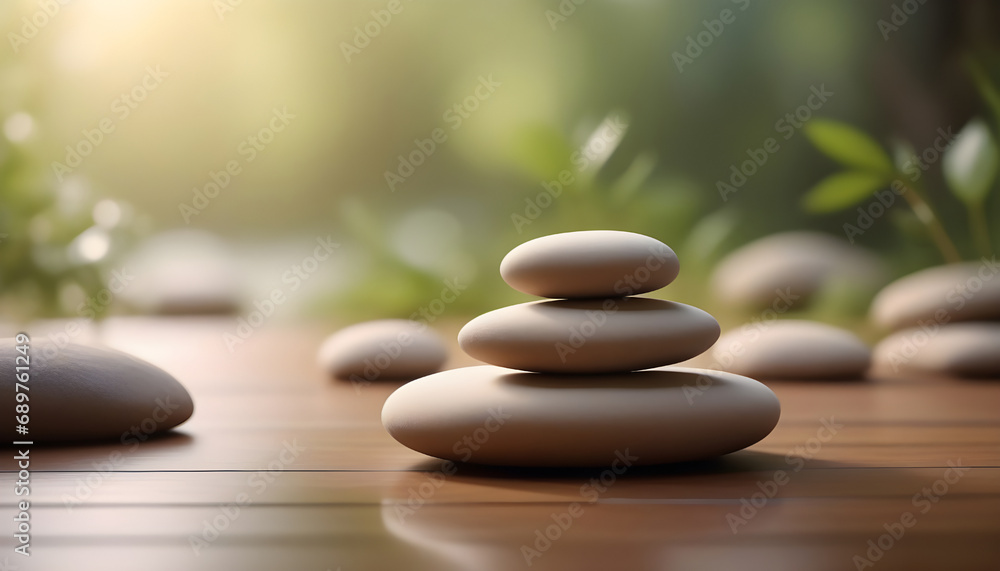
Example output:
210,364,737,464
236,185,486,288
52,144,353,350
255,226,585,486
499,230,679,299
870,262,1000,331
458,297,720,373
712,232,886,308
1,341,194,442
119,229,243,315
382,365,779,467
712,320,871,379
873,323,1000,377
318,319,447,381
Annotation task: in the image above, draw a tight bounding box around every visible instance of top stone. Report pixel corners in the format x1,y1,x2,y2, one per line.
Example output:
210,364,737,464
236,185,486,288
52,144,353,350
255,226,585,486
500,230,679,299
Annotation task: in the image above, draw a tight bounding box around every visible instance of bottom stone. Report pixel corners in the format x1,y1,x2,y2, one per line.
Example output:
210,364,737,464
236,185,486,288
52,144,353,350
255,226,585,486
381,365,780,467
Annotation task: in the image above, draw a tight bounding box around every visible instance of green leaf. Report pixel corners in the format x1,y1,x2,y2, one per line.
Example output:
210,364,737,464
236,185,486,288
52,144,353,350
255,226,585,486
508,124,575,180
943,118,1000,205
965,57,1000,128
609,152,656,202
576,111,629,180
805,119,894,174
889,137,918,174
803,171,890,213
683,208,738,263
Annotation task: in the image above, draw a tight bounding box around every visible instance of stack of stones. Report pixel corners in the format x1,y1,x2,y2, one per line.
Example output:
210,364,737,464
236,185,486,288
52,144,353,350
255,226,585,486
871,262,1000,377
382,230,781,467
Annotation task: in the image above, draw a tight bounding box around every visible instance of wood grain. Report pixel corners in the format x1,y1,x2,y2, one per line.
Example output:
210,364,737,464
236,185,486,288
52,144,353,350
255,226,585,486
1,316,999,570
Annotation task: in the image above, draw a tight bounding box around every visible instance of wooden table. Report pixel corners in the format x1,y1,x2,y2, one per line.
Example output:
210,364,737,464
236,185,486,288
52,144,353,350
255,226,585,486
3,317,999,570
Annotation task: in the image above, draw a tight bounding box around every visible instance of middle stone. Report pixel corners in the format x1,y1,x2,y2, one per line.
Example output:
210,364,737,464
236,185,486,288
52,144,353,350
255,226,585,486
458,297,721,374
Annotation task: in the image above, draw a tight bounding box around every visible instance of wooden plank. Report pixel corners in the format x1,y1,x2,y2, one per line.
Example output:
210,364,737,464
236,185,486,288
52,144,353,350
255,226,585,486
20,500,999,539
4,317,1000,571
8,422,1000,472
3,502,999,571
5,538,1000,571
12,466,1000,507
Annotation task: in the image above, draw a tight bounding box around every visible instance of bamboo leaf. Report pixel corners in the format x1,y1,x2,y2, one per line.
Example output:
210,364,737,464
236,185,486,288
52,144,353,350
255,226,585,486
805,119,893,174
943,118,1000,205
802,170,890,213
965,57,1000,128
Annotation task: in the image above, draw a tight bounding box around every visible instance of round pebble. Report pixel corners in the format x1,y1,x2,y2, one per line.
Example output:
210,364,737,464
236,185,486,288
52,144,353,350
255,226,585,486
712,320,871,379
458,297,720,373
318,319,447,382
382,365,780,467
500,230,679,299
870,262,1000,331
1,340,194,442
712,232,886,309
120,229,243,315
873,322,1000,377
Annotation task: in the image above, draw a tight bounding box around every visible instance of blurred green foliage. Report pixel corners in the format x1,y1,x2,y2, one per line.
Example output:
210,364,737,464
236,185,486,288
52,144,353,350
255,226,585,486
804,63,1000,263
1,0,999,323
0,128,97,319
